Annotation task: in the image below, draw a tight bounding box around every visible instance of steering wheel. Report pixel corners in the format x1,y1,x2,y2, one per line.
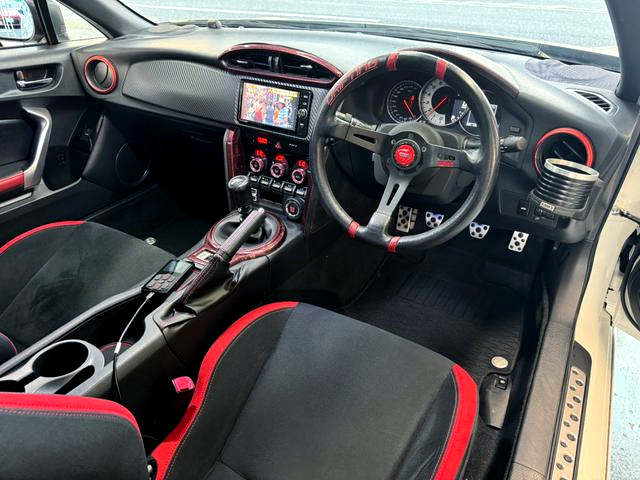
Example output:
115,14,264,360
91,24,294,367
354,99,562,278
310,51,500,252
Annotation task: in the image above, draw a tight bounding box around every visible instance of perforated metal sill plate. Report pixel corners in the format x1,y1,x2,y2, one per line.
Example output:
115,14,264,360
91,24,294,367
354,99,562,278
551,365,587,480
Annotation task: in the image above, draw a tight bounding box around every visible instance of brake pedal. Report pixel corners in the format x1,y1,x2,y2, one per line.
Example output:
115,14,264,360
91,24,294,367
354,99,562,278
425,211,444,229
396,205,418,233
508,231,529,252
469,222,490,239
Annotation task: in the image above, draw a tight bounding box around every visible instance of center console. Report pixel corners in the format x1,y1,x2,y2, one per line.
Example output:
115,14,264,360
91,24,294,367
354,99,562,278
234,80,313,223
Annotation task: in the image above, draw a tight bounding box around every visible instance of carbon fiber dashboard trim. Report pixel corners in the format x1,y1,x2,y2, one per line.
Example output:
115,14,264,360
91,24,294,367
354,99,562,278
121,60,327,141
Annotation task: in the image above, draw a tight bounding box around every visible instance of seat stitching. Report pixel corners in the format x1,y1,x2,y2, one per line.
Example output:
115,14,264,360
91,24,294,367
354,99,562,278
164,307,295,480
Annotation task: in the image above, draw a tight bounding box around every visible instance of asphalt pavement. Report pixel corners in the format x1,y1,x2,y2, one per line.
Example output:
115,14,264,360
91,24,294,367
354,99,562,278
125,0,617,50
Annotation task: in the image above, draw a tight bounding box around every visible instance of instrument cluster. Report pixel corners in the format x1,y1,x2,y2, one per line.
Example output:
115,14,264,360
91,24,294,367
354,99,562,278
384,76,501,135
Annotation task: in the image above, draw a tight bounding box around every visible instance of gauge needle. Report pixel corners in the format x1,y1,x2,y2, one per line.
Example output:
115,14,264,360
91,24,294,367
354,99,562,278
403,98,415,118
427,96,449,117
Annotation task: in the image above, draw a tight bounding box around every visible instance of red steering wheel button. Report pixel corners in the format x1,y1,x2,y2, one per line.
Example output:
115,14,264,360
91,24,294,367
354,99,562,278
393,144,417,167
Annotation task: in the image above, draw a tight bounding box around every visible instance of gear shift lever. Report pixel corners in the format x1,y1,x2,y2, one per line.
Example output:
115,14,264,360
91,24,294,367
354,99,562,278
228,175,252,220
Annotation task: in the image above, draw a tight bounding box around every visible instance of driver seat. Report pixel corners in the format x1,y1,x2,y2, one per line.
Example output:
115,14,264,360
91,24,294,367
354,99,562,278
0,302,478,480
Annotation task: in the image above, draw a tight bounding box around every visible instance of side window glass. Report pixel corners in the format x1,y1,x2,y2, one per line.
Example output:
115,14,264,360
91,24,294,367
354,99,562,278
47,0,105,43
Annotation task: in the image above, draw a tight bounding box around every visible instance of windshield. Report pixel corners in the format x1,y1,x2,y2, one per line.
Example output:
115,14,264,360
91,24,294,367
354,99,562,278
121,0,617,56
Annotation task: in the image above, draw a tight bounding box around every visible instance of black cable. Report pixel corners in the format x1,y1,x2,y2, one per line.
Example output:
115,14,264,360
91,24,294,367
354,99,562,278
111,292,154,403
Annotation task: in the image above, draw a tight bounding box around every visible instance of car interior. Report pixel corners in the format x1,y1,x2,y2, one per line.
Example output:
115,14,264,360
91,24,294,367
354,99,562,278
0,0,639,479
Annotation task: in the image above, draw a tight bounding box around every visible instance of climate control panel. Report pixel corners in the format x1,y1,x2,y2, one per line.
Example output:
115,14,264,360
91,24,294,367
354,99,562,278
242,130,310,222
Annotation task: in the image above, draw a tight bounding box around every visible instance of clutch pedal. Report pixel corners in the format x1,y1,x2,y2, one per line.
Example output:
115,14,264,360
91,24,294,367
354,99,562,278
396,205,418,233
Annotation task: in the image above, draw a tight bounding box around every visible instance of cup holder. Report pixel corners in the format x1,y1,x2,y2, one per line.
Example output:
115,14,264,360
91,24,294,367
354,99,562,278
32,341,90,378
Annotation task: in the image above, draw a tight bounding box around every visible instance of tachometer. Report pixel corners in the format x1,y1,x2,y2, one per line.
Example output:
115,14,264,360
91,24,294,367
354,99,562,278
419,78,469,127
386,80,422,123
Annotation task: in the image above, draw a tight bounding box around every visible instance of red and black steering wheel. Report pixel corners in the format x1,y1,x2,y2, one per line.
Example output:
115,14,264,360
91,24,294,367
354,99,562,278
310,51,500,252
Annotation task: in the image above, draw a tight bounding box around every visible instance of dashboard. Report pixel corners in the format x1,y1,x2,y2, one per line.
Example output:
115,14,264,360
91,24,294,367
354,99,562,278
69,24,640,243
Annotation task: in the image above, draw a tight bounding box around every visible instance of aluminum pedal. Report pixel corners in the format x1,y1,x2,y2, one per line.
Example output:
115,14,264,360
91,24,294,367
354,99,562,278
425,211,444,229
396,205,418,233
508,231,529,252
469,222,490,239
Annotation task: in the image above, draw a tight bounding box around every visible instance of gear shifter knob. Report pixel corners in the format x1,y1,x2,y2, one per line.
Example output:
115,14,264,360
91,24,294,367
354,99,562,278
228,175,252,219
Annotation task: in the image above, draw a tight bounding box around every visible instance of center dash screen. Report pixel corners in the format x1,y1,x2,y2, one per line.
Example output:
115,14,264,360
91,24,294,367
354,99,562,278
239,82,299,131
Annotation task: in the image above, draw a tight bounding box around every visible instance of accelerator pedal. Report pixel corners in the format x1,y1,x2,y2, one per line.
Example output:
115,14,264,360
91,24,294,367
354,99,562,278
508,231,529,253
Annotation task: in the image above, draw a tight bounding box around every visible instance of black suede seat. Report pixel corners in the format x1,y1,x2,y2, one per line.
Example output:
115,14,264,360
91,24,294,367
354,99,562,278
0,221,172,361
0,302,478,480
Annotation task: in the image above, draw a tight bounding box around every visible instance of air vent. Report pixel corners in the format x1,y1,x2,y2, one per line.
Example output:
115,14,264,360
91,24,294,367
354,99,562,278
571,89,613,113
280,53,335,82
533,128,595,176
83,56,117,94
220,44,341,85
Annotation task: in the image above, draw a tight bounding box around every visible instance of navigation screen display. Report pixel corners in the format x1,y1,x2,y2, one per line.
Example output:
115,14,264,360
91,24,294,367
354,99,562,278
239,82,299,131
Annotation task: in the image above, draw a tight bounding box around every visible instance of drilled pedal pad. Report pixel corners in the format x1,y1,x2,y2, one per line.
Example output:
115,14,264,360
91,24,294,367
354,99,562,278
508,231,529,252
469,222,490,239
396,206,418,233
425,211,444,229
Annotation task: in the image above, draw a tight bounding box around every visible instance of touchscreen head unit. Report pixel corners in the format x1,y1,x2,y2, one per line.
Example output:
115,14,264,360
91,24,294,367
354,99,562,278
240,82,299,131
239,82,311,137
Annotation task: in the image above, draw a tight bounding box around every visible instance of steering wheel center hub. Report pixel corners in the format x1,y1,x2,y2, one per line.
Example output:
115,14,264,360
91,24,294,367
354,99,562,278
392,141,419,168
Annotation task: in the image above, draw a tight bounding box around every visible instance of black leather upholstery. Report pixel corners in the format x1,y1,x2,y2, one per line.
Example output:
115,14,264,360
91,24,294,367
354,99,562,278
0,221,172,355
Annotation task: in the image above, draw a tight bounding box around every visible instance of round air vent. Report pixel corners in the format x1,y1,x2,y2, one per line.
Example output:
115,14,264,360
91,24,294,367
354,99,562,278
533,128,594,175
83,55,118,94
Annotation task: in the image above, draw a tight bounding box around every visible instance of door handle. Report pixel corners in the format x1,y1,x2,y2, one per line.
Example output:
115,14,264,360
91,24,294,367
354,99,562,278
15,77,54,90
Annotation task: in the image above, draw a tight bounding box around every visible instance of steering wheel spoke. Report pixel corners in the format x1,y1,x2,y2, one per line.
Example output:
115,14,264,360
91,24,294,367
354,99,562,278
427,144,481,175
324,112,391,154
365,170,413,237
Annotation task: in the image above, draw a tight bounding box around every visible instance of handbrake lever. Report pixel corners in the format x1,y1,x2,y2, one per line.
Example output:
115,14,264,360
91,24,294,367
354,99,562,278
177,208,266,307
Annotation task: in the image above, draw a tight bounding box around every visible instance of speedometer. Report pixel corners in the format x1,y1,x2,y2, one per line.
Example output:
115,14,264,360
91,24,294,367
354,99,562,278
419,78,469,127
386,80,422,123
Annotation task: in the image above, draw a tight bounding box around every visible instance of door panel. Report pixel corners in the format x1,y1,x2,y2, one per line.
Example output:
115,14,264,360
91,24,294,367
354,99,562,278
0,40,136,244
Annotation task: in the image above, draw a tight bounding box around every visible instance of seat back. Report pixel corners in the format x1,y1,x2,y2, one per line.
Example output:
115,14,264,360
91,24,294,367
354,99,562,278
0,393,147,480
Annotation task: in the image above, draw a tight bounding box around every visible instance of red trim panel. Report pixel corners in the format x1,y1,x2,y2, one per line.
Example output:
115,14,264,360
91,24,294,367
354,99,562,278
83,55,118,94
533,127,595,176
347,221,360,239
388,236,400,253
386,52,399,71
152,301,299,480
219,44,342,86
0,221,84,256
0,171,24,195
0,393,140,431
434,365,478,480
435,59,448,81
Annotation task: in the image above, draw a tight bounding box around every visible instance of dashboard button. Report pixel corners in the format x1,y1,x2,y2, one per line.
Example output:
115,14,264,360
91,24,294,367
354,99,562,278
283,196,304,221
259,176,273,189
282,182,295,195
517,199,530,216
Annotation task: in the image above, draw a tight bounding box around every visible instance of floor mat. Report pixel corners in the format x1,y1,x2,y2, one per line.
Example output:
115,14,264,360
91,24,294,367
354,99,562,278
342,250,527,383
87,186,212,256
